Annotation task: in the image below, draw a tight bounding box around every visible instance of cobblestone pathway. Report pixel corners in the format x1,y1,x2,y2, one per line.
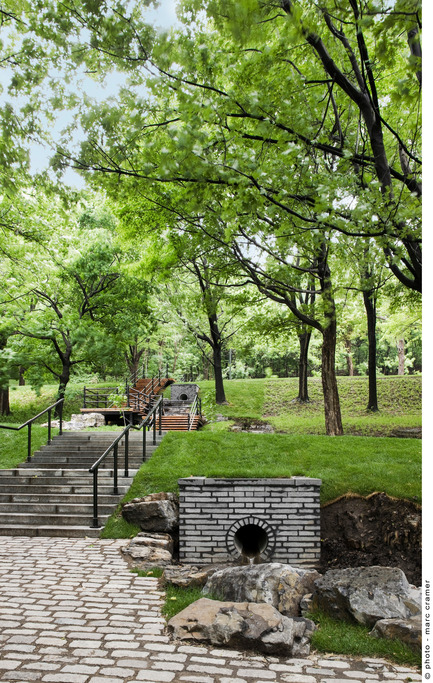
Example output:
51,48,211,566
0,538,421,683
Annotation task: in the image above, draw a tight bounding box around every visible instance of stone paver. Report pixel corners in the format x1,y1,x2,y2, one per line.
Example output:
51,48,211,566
0,537,421,683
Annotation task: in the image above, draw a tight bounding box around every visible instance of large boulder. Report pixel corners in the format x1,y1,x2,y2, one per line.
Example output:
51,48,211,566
121,532,174,566
370,615,422,651
168,597,315,656
312,566,421,627
122,492,179,533
203,563,321,617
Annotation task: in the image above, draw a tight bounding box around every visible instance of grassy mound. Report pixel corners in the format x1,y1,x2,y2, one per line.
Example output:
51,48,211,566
199,375,421,436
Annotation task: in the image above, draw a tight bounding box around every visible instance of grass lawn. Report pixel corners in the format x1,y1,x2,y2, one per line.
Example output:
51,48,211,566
199,375,421,436
101,429,421,538
0,425,60,468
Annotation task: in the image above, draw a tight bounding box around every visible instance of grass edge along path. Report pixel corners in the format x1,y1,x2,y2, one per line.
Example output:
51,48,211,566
101,430,421,539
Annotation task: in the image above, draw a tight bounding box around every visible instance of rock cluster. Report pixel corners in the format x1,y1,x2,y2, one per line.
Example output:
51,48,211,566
42,412,106,430
168,597,315,656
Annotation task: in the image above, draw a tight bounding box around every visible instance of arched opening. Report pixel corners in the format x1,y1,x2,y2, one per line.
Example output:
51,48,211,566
234,523,268,559
179,393,188,401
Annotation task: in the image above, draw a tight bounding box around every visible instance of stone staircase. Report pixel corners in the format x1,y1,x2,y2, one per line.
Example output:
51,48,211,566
0,430,165,538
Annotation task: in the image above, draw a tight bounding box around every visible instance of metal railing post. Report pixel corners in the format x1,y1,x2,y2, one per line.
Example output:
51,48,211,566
126,383,130,408
124,430,129,477
84,386,86,408
153,412,156,445
48,409,52,444
27,423,32,462
143,424,147,462
113,444,118,495
159,398,162,436
91,469,99,528
59,401,63,436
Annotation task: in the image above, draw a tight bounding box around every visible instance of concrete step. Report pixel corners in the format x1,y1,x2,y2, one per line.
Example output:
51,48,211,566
0,428,167,537
0,485,131,495
0,493,128,504
0,468,137,479
0,512,111,525
0,502,117,514
19,461,144,470
0,525,103,537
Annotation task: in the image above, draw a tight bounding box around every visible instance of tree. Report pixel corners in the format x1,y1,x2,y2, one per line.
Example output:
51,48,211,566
119,207,256,404
2,0,421,429
3,200,155,406
42,0,421,295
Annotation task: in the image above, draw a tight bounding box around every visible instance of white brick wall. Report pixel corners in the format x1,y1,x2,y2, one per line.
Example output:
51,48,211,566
178,477,321,567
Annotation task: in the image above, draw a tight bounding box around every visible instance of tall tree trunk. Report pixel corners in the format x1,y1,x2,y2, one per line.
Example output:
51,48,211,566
317,245,343,436
212,342,227,404
125,341,144,380
57,362,71,408
297,331,311,402
321,322,344,436
363,289,379,411
0,387,10,416
18,367,25,386
397,338,405,375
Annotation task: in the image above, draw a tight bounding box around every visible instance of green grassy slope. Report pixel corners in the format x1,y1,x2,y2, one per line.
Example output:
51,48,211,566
200,375,421,436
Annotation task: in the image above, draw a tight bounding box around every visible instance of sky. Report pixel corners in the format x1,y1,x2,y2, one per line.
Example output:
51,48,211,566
27,0,181,188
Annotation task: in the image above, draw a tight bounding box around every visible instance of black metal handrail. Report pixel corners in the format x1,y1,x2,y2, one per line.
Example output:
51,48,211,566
0,398,64,463
88,395,163,529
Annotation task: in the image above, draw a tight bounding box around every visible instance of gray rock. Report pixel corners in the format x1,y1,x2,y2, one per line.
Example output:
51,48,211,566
300,593,314,616
122,492,179,533
42,412,106,430
203,563,321,617
370,615,421,650
168,597,315,656
162,565,220,589
121,532,173,565
312,566,421,627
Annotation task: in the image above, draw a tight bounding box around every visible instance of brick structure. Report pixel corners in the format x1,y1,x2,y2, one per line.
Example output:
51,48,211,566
170,383,199,401
178,477,321,567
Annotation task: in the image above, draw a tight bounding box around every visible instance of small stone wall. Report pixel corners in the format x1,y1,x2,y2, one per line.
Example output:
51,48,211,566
178,477,321,567
170,384,199,401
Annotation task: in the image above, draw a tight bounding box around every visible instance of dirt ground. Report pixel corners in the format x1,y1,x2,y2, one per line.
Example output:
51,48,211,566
320,492,421,586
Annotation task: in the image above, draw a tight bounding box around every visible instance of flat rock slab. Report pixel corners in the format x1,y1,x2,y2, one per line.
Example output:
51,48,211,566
162,564,223,588
121,531,174,565
168,597,316,656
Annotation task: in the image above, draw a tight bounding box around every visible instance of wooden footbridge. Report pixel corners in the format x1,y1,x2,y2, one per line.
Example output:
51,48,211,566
81,376,204,431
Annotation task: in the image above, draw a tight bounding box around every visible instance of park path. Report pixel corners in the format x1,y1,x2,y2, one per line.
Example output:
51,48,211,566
0,537,421,683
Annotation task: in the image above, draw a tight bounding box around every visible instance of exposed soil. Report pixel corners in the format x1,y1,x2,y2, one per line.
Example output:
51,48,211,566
229,418,274,433
320,492,421,585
